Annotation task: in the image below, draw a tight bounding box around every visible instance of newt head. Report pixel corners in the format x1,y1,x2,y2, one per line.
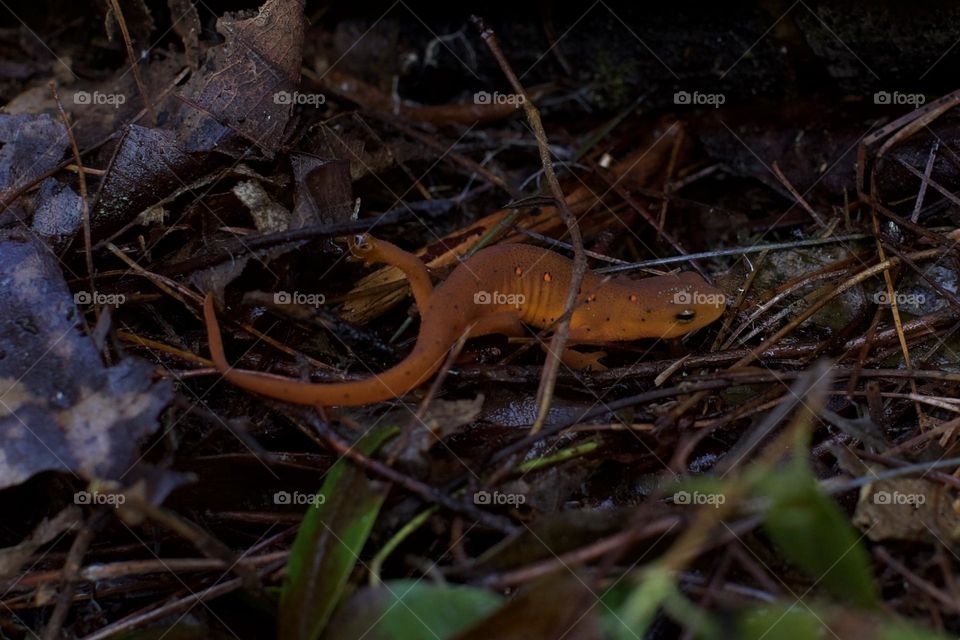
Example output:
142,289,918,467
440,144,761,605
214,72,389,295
346,233,386,266
642,271,726,338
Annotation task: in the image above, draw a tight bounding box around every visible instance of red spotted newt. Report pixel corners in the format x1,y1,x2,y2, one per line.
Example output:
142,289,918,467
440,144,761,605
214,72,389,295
203,235,726,406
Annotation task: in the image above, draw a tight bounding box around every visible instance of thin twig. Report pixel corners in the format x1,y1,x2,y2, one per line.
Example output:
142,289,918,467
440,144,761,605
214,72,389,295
911,139,939,222
42,510,109,640
596,233,868,274
771,161,828,228
51,82,94,288
472,15,587,435
107,0,156,124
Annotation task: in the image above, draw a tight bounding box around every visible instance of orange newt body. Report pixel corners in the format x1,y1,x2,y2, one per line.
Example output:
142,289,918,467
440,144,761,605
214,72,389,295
204,236,726,407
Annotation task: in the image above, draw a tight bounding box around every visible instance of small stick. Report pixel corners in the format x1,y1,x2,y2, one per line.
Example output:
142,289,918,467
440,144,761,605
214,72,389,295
79,577,245,640
51,82,94,289
875,547,960,613
896,158,960,209
482,517,679,589
870,207,922,422
472,15,587,435
107,0,156,125
596,233,869,274
771,161,828,229
13,551,288,589
41,510,108,640
911,139,939,222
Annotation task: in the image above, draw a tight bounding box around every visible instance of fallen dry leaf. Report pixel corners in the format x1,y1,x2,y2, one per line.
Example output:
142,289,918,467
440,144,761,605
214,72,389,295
0,229,171,490
853,476,959,542
173,0,306,157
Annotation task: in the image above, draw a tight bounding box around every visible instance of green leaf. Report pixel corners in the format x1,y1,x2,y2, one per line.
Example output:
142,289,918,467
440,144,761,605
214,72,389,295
597,583,632,640
756,454,878,607
615,566,676,638
325,580,502,640
735,603,953,640
278,426,397,640
879,624,953,640
736,604,828,640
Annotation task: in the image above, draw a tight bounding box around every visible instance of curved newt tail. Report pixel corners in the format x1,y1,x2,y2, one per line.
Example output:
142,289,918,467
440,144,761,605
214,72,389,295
203,294,455,407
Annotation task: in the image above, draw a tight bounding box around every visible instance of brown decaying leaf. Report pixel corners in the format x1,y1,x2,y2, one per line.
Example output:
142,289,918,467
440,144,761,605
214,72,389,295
173,0,306,157
92,125,207,240
452,573,600,640
853,476,960,542
290,153,354,227
0,113,83,246
91,0,306,238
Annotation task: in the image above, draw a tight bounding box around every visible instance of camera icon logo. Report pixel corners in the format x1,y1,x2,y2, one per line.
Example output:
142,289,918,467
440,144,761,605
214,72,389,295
474,490,491,505
873,490,891,504
274,91,292,105
73,91,91,105
474,291,492,304
673,291,692,305
673,491,691,504
74,491,91,504
673,91,692,105
274,491,292,505
74,291,92,304
474,91,492,104
874,91,891,104
274,291,292,304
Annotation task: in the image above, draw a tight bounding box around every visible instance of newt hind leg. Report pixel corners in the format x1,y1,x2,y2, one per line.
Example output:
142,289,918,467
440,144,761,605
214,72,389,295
537,341,608,371
553,326,608,371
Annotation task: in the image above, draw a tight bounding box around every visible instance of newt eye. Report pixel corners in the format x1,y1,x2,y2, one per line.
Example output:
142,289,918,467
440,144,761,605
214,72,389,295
675,309,696,323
